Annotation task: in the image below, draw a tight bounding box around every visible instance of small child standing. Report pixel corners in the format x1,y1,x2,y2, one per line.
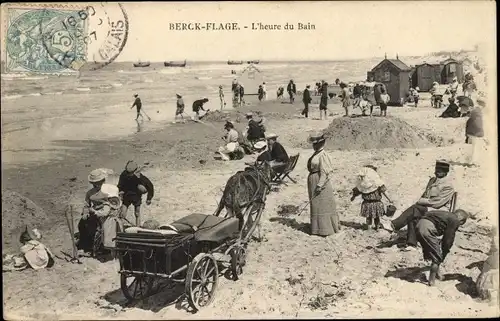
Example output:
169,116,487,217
379,90,390,117
351,165,391,230
413,87,420,107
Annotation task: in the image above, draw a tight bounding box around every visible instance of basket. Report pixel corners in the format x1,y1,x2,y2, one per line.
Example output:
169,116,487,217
385,204,397,217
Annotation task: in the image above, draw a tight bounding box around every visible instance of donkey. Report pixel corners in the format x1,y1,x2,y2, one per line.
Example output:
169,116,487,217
214,161,273,239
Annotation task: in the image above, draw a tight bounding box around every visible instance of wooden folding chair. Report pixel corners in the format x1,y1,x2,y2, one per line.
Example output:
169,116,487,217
444,192,458,212
271,154,300,185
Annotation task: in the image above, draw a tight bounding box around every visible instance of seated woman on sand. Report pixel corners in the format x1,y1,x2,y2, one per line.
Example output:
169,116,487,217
216,121,241,161
307,132,340,236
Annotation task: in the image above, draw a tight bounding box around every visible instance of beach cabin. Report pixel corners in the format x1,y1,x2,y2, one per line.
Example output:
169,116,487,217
368,56,412,106
441,58,464,84
412,63,443,92
237,63,264,95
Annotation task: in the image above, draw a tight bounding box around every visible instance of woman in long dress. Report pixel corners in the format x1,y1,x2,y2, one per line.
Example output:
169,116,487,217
307,132,340,236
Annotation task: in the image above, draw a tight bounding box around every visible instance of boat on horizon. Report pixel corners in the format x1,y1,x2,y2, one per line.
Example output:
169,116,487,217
227,60,243,65
164,60,187,67
133,61,150,67
247,60,260,64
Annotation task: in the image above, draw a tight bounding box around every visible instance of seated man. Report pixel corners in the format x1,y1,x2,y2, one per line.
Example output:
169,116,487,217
388,160,455,251
265,132,289,170
416,209,469,286
245,141,269,166
245,112,266,144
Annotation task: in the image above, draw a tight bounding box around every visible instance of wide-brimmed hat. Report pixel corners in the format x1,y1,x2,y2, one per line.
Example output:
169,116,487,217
134,93,138,97
254,141,267,150
415,87,420,91
433,81,438,85
125,160,139,173
308,132,325,144
224,120,234,128
88,169,106,183
176,93,182,97
435,160,450,172
265,132,278,140
246,112,253,117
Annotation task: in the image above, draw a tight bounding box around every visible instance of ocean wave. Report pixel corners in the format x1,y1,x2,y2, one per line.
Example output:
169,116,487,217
112,83,123,87
196,76,212,80
75,87,91,92
2,94,23,100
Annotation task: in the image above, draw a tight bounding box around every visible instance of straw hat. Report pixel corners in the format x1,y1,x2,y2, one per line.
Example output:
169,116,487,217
246,112,253,117
356,167,385,194
265,132,278,140
254,141,267,150
176,93,182,97
308,132,325,144
88,169,106,183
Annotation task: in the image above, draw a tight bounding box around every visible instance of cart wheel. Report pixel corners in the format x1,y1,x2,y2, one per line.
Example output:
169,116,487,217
230,246,247,281
120,274,153,302
186,253,219,311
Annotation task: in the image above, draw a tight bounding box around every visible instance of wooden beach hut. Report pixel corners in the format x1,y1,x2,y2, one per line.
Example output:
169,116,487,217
368,56,412,106
237,63,264,95
412,62,443,92
441,57,464,84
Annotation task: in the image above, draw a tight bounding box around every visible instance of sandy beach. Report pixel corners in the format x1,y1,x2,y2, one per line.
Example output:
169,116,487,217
2,79,499,318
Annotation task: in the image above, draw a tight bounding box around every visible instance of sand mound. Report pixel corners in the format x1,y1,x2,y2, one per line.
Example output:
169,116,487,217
2,190,48,249
202,110,236,122
295,116,437,150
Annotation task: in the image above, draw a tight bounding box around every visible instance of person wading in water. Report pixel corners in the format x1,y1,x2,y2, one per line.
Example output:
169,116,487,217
131,94,143,121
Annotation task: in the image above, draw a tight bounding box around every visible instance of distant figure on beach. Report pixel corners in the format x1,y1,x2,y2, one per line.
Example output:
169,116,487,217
219,85,226,110
416,209,469,286
449,77,459,99
307,132,340,236
411,87,420,107
118,161,155,227
430,82,439,108
239,84,245,107
439,98,461,118
192,98,209,121
174,93,187,123
287,80,296,103
217,121,240,161
387,160,455,252
351,165,393,230
233,83,240,108
319,82,329,120
301,85,312,118
131,94,143,121
277,86,284,100
465,97,485,167
258,85,264,101
232,78,238,91
335,78,340,85
353,83,362,107
340,83,351,117
262,82,267,100
379,88,390,117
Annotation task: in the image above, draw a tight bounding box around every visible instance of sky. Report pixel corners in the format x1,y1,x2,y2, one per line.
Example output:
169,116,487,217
114,1,496,61
0,1,496,62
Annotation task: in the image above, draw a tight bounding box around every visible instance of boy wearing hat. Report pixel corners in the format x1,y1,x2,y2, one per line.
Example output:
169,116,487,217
416,209,469,286
131,94,143,121
389,160,455,251
174,93,186,123
117,161,155,226
302,85,312,118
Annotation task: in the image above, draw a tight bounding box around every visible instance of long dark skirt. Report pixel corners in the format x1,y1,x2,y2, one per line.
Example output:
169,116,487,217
308,173,340,236
416,218,443,264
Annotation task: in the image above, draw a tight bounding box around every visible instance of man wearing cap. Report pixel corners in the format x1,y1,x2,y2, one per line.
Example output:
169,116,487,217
416,209,469,286
245,112,265,144
465,97,485,167
388,160,455,251
301,85,312,118
131,94,143,121
192,98,209,121
217,121,240,161
174,93,187,123
265,133,289,169
117,161,155,226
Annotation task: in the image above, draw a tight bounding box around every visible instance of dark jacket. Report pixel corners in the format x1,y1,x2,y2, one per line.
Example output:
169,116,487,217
465,108,484,137
421,210,462,260
303,88,312,103
287,83,296,94
117,171,154,201
269,142,289,163
440,103,461,118
247,119,265,141
256,150,272,162
239,86,245,96
132,97,142,110
353,85,362,97
192,99,206,112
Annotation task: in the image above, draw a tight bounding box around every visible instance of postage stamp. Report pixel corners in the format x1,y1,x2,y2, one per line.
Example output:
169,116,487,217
2,3,129,73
